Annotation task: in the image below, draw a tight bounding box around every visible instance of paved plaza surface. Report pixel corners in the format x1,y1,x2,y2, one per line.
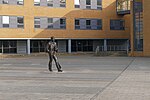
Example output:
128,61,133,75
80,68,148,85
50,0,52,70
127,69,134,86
0,55,150,100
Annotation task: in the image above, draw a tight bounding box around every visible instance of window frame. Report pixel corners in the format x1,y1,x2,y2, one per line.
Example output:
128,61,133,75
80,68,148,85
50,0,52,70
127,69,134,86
75,19,80,29
17,0,24,5
110,19,125,30
47,0,53,7
34,0,40,6
74,0,80,8
47,18,53,29
34,17,41,28
97,0,102,10
2,16,10,28
86,19,91,29
60,18,66,29
17,16,24,28
60,0,66,7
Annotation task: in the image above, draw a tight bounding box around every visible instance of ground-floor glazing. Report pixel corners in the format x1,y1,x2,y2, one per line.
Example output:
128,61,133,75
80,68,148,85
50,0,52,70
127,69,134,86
0,39,129,54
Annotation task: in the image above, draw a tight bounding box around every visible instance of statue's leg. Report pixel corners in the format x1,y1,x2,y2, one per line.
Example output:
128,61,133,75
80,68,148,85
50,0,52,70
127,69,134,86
53,55,62,72
48,54,53,71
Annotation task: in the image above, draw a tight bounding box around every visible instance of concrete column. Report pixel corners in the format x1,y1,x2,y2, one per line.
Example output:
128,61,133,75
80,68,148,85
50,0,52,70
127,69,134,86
27,39,30,54
104,39,107,51
68,39,71,53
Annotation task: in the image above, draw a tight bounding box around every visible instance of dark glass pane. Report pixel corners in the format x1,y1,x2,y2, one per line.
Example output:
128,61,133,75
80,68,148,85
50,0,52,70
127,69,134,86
47,25,53,29
75,19,80,25
35,25,40,28
3,41,9,47
60,19,66,24
18,17,24,24
75,5,80,8
86,20,91,25
3,24,9,28
86,0,91,5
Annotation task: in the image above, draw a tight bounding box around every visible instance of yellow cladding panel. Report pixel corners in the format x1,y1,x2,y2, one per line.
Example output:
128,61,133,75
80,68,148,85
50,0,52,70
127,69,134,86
0,0,130,39
143,0,150,56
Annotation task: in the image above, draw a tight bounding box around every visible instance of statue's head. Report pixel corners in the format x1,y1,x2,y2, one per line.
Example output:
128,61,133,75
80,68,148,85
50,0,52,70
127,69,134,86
51,36,55,42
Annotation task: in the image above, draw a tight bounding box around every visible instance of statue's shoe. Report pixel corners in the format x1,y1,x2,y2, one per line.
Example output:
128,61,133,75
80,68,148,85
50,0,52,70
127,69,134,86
58,70,63,72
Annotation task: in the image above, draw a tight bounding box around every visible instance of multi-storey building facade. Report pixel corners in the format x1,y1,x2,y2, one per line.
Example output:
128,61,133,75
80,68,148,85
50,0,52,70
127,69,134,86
0,0,131,55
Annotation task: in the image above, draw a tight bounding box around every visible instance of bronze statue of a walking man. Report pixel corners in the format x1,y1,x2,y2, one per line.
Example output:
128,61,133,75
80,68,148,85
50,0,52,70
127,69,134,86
47,36,63,72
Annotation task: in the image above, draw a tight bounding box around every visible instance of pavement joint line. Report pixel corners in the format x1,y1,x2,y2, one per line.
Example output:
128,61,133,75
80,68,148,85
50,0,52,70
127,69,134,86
90,57,136,100
31,64,41,65
2,64,12,66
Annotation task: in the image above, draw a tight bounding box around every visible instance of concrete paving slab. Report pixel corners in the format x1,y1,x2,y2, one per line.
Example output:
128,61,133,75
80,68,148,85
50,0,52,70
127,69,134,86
1,55,149,100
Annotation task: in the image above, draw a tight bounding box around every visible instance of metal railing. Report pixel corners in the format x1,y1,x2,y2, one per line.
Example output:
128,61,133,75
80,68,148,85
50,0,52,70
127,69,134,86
96,45,128,52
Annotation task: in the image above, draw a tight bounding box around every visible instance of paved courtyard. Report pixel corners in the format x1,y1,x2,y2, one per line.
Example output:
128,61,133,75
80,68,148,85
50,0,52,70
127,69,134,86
0,55,150,100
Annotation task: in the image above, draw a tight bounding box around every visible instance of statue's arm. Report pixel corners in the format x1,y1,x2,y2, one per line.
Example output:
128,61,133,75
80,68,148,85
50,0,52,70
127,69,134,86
54,43,58,52
46,43,50,52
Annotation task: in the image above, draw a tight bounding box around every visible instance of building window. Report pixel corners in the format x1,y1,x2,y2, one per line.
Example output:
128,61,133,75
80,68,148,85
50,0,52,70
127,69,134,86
2,16,9,28
34,0,40,6
86,20,91,29
97,0,102,10
117,0,130,14
47,18,53,29
31,40,47,53
75,19,102,30
3,41,17,53
17,16,24,28
74,0,80,8
60,18,66,29
47,0,53,7
133,0,143,51
17,0,24,5
34,18,40,28
2,0,9,4
86,0,91,9
71,40,93,52
110,19,125,30
60,0,66,7
75,19,80,29
97,19,102,30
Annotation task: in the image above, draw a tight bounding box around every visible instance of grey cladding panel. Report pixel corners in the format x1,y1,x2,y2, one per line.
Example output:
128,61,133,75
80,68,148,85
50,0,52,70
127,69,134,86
53,0,60,7
9,16,17,28
91,19,97,30
9,0,17,5
40,0,47,6
80,19,86,29
91,0,97,9
58,40,66,52
53,18,60,29
80,0,86,9
40,18,48,29
0,16,2,28
0,0,2,4
17,41,27,54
